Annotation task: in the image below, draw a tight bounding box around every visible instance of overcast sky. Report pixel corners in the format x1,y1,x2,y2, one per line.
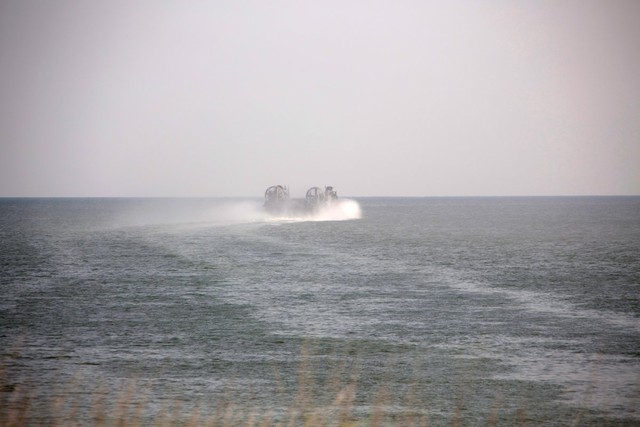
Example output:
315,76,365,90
1,0,638,197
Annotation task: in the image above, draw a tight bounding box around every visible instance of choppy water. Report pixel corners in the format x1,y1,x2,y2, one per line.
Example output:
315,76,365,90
1,197,639,425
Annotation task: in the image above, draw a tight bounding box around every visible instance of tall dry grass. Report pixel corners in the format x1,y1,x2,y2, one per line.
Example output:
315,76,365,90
2,341,622,426
1,369,374,427
0,339,402,426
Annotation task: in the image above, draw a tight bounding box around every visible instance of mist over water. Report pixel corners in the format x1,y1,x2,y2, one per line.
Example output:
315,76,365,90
111,198,361,228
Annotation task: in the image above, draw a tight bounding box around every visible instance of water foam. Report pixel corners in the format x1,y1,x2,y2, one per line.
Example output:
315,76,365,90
310,199,362,221
447,279,640,332
265,199,362,223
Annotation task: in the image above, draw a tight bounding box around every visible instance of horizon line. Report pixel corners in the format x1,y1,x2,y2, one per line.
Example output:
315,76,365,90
1,194,639,199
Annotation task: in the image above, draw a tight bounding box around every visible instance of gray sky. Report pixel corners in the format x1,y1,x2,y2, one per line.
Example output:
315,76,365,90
1,0,639,197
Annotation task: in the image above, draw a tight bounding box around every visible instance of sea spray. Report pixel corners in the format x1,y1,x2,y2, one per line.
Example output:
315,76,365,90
114,198,362,228
264,199,362,223
310,199,362,222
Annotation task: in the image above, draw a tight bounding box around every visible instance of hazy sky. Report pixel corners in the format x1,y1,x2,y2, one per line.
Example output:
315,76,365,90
1,0,639,197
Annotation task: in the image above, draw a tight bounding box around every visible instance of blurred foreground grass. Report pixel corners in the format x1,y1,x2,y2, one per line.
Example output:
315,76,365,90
3,365,410,427
1,342,635,427
0,358,495,427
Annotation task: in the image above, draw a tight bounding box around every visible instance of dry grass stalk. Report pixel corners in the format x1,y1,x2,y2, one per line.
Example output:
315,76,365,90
4,384,30,427
4,343,631,427
486,394,501,427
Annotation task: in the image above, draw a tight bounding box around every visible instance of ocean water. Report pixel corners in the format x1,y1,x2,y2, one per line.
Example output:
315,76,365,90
1,196,639,425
